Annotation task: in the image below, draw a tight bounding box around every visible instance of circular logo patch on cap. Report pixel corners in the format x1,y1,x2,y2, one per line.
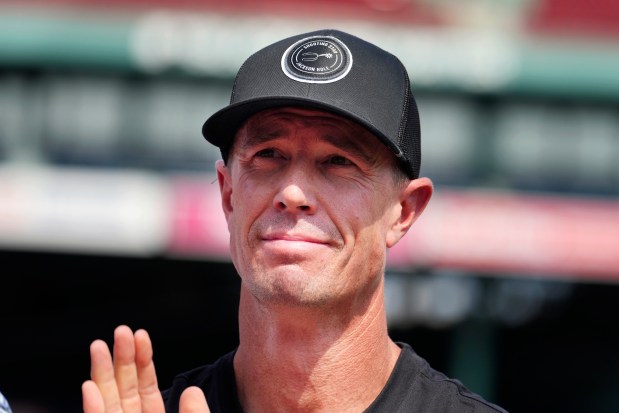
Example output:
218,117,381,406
281,35,352,84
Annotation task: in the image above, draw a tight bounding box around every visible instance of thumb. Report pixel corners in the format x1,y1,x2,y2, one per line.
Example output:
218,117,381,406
179,386,210,413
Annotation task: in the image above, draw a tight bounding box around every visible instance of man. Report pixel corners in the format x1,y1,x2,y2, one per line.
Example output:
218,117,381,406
82,29,507,412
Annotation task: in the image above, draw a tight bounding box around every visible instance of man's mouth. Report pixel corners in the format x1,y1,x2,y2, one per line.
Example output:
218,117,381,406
262,233,329,245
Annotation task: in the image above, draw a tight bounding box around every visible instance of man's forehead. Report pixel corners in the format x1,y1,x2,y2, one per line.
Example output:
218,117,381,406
237,107,381,148
230,107,402,170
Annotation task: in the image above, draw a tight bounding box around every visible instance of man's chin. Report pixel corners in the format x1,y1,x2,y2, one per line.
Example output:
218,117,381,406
244,267,334,308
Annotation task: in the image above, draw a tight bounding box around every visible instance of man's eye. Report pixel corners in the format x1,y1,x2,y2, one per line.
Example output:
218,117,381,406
328,155,353,166
255,149,276,158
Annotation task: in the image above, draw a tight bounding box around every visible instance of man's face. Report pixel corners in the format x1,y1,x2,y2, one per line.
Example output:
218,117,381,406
217,107,416,309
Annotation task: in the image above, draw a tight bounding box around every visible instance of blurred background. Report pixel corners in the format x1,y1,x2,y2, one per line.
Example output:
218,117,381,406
0,0,618,412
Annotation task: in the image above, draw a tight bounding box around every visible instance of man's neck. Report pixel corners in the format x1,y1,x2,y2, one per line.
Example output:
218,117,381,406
233,280,401,413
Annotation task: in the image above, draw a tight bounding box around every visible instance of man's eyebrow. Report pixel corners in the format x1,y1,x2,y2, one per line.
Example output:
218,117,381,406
237,119,379,164
239,129,286,151
321,133,376,164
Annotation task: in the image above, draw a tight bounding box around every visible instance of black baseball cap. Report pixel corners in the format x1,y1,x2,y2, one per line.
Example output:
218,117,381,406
202,29,421,179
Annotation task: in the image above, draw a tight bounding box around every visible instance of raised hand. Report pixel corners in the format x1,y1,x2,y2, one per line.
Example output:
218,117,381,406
82,325,209,413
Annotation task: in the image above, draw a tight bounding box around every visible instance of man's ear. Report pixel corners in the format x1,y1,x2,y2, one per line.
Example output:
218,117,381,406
386,177,433,248
216,159,233,221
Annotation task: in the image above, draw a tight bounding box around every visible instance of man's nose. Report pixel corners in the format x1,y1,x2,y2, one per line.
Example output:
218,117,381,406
273,174,317,214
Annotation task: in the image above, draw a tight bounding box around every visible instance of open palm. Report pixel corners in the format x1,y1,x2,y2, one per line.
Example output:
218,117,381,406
82,326,210,413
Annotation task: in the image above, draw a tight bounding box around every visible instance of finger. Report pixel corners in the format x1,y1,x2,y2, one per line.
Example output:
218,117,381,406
134,329,165,413
179,387,211,413
113,325,142,413
90,339,122,413
82,380,104,413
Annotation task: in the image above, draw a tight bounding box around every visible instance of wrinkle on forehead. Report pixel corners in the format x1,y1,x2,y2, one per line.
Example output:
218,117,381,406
232,107,391,167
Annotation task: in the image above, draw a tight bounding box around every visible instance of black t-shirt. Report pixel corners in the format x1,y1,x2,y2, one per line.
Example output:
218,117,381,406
162,343,507,413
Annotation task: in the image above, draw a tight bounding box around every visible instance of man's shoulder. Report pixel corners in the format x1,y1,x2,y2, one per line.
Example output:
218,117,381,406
368,343,508,413
162,349,241,413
